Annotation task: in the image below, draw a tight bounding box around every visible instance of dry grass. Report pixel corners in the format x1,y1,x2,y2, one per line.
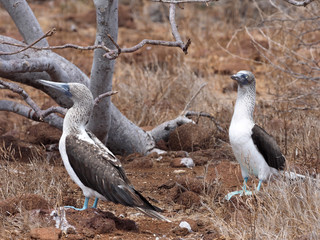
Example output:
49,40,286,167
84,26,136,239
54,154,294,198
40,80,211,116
203,176,320,239
0,147,68,239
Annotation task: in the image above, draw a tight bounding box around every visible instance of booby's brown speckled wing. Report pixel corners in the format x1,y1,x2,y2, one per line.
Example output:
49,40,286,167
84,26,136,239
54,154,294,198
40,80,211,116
65,134,161,212
251,124,286,170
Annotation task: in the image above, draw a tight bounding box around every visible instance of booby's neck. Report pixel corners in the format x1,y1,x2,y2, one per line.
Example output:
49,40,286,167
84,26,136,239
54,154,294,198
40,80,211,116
232,83,256,122
63,98,94,135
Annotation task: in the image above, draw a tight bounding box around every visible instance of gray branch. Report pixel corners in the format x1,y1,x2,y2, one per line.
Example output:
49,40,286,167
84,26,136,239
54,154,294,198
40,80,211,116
0,40,112,56
0,100,63,128
152,0,217,2
0,29,56,56
0,79,66,120
0,0,48,47
104,3,191,59
149,116,194,143
0,58,69,82
283,0,315,6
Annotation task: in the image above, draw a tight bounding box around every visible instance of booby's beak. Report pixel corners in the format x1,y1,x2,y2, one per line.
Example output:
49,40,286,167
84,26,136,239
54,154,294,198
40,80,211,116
231,73,249,86
39,80,72,97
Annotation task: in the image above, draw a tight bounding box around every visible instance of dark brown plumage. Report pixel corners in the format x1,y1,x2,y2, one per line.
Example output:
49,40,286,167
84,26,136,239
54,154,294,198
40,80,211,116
251,124,286,170
65,135,162,212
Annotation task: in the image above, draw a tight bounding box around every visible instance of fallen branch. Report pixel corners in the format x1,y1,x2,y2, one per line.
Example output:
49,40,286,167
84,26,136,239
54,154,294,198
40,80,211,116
0,79,66,121
283,0,315,6
149,116,194,142
185,111,225,132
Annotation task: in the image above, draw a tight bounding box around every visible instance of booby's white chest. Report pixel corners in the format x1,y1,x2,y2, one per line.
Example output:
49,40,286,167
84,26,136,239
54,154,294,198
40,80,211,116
229,117,273,180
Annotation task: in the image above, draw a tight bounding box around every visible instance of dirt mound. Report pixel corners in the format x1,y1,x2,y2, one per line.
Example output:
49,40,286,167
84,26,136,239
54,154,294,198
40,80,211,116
26,123,61,145
66,208,138,236
167,123,214,151
0,194,50,216
0,136,41,162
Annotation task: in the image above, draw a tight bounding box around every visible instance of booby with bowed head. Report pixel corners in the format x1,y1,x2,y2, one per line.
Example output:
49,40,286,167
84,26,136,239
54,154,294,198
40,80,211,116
39,80,170,222
225,71,286,200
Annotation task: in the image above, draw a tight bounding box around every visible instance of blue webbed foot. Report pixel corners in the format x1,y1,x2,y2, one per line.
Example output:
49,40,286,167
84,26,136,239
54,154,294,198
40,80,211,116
225,190,244,201
64,197,90,211
224,179,263,201
91,198,99,208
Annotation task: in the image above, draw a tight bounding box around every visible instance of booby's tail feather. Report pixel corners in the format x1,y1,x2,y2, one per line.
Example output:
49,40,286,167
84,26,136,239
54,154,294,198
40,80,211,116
282,171,319,182
283,171,306,180
136,207,171,222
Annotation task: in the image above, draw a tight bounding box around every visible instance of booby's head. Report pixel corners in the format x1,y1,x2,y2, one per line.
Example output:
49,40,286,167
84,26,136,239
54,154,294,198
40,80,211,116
231,70,255,87
39,80,93,107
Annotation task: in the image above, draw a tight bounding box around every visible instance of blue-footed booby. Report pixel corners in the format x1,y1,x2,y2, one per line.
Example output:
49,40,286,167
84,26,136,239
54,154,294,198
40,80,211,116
39,80,170,222
225,71,286,200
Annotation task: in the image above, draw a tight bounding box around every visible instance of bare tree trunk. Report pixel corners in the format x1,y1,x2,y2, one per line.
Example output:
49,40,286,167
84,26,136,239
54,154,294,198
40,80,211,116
0,0,194,156
1,0,48,47
88,0,118,144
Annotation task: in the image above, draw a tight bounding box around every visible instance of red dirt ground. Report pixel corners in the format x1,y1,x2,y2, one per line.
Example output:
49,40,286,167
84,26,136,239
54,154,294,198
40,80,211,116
0,110,246,239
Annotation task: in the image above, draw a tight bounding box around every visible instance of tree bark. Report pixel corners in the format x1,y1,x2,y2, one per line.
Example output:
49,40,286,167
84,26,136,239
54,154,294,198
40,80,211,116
1,0,48,47
87,0,118,144
0,0,193,156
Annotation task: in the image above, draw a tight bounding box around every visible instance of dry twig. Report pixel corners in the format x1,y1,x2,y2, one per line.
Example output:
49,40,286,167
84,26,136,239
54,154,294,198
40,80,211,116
0,28,56,56
185,111,225,132
94,91,118,106
181,82,207,115
104,3,192,59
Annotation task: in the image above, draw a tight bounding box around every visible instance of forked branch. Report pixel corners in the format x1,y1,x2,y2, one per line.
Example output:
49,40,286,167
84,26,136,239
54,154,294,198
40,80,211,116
104,3,192,59
0,28,56,56
0,79,66,121
0,2,208,59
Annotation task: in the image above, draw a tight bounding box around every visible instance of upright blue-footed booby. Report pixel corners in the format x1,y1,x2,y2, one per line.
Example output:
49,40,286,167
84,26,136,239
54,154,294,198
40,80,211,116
39,80,170,222
225,71,286,200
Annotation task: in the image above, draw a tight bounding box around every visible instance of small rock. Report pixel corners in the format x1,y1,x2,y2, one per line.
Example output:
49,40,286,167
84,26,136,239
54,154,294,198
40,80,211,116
179,221,192,232
180,158,195,168
173,169,187,174
181,219,198,232
30,227,61,240
171,157,194,168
